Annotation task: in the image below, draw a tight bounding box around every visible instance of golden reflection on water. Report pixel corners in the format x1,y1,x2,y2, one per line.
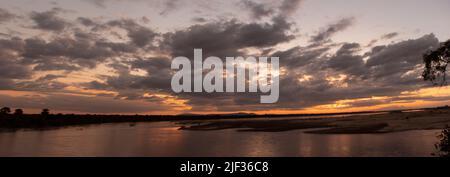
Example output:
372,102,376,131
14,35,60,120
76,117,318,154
0,122,440,157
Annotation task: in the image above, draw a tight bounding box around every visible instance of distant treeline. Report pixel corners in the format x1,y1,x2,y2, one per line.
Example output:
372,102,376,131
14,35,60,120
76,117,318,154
0,106,448,129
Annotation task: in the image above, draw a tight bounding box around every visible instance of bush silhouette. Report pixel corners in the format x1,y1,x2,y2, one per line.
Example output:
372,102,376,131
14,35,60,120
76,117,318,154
0,107,11,115
14,109,24,116
41,109,50,116
434,126,450,157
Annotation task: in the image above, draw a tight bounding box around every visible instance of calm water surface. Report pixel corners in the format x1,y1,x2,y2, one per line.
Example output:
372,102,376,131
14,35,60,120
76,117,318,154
0,121,440,157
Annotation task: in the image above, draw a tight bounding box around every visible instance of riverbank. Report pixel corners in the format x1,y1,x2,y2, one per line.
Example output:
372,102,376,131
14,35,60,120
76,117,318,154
1,107,450,134
0,110,388,130
179,109,450,134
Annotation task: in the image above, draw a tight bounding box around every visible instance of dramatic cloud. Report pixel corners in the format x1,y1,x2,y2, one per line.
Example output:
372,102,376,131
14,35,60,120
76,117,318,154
30,8,69,31
0,17,151,74
240,0,274,20
191,17,207,23
0,37,31,89
381,32,399,40
204,33,441,112
100,57,173,92
366,34,439,80
327,43,366,77
0,58,31,80
278,0,303,17
160,0,180,16
21,35,123,70
77,17,97,26
0,1,449,114
310,17,355,43
272,46,330,68
86,0,108,8
84,0,145,8
107,19,158,47
15,75,68,92
0,8,16,23
163,16,294,58
240,0,303,19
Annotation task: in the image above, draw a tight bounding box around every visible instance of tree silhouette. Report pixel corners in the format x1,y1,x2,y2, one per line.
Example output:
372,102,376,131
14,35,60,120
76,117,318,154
434,126,450,157
0,107,11,115
422,40,450,85
14,109,24,116
41,109,50,116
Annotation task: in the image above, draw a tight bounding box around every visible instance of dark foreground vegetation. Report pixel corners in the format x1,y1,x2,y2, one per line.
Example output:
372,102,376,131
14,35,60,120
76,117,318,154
434,126,450,157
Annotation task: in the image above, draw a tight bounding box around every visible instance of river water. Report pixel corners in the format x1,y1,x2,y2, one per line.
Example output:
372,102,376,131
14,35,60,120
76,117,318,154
0,121,441,157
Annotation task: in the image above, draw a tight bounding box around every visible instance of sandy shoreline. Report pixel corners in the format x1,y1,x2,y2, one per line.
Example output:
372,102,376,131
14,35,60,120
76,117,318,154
178,109,450,134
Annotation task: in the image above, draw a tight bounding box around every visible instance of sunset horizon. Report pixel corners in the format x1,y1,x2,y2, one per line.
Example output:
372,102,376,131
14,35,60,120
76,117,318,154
1,0,450,115
2,0,450,165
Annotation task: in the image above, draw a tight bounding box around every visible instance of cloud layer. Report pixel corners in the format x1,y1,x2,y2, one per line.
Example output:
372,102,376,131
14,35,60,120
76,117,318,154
0,0,448,114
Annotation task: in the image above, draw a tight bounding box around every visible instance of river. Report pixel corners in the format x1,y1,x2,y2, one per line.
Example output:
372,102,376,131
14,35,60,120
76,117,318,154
0,121,440,157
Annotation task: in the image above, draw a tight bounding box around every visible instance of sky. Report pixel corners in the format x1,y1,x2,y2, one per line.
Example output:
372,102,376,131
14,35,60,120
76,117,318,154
1,0,450,115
